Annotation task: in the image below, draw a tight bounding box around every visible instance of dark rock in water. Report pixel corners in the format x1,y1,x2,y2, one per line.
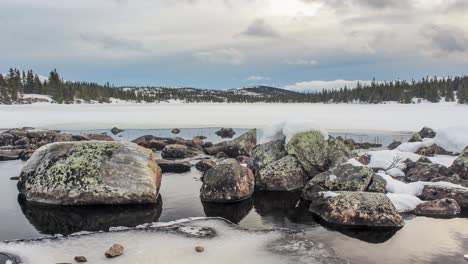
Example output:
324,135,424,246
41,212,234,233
105,244,124,258
202,198,253,224
206,129,257,158
110,127,124,135
418,185,468,208
82,133,114,141
161,144,203,159
413,198,461,218
286,131,351,176
74,256,88,262
256,155,308,191
0,149,23,161
171,128,181,134
387,141,402,150
248,139,287,174
200,159,254,203
195,159,216,172
158,159,191,173
18,195,162,235
18,141,162,205
405,162,458,183
416,144,452,157
303,164,382,201
450,147,468,180
309,191,405,228
132,135,187,151
10,176,19,180
215,128,236,138
418,127,437,139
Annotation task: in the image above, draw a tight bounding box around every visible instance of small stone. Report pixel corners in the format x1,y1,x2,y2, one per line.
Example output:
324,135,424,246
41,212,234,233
172,128,181,134
9,176,19,180
74,256,87,262
195,246,204,252
105,244,124,258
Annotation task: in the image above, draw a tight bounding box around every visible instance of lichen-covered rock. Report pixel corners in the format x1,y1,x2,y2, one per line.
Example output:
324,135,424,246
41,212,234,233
309,191,404,228
256,155,307,191
413,198,461,218
408,133,422,142
367,174,387,193
418,127,437,139
405,162,458,183
18,141,162,205
450,147,468,180
302,164,380,200
286,132,350,176
248,139,287,174
418,185,468,208
415,144,452,157
200,159,254,203
157,159,191,173
161,144,203,159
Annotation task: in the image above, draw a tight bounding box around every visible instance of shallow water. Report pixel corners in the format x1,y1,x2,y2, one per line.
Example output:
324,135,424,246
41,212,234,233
1,128,467,264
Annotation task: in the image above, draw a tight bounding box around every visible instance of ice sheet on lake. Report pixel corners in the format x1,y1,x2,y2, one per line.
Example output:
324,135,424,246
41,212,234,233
0,218,347,264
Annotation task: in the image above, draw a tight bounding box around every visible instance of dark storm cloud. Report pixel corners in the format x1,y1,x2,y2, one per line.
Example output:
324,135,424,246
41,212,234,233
80,33,149,53
422,24,468,53
242,19,279,38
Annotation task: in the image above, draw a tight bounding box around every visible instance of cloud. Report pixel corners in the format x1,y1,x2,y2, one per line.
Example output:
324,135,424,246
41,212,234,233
422,24,468,54
194,48,245,65
302,0,408,9
286,59,318,65
244,75,271,81
80,33,149,53
285,79,377,92
242,19,279,38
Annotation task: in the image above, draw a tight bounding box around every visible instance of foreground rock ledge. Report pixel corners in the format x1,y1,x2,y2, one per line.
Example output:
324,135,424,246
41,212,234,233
18,141,162,205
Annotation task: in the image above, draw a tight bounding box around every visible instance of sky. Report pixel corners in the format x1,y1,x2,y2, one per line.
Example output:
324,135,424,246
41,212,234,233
1,0,468,91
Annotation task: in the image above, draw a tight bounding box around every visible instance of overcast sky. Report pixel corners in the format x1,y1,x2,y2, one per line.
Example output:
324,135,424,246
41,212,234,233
1,0,468,90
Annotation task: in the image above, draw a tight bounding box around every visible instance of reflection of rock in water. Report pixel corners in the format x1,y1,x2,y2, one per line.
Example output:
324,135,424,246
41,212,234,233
202,198,253,224
18,195,162,235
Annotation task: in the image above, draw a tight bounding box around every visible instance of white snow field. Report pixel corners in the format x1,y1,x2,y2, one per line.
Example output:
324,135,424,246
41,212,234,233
0,102,467,132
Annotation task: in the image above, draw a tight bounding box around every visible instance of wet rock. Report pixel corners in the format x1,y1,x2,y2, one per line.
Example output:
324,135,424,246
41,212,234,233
405,162,458,183
418,185,468,208
74,256,87,262
157,159,191,173
195,246,204,252
416,144,452,157
200,159,254,203
18,141,162,205
309,191,404,228
195,159,216,172
387,141,402,150
105,244,124,258
450,147,468,180
171,128,181,134
10,176,19,180
248,139,287,174
286,131,351,176
256,155,308,191
161,144,203,159
303,164,381,200
413,198,461,218
215,128,236,138
206,129,257,158
110,127,124,135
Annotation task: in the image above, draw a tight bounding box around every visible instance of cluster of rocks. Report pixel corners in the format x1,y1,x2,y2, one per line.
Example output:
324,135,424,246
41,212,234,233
0,128,113,161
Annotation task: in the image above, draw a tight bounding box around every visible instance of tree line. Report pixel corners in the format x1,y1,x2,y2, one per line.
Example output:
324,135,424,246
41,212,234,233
1,68,468,104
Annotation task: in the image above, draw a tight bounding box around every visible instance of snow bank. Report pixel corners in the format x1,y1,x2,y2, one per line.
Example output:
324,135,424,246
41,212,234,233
260,120,328,144
386,193,422,212
428,155,457,168
346,158,364,167
367,150,420,170
396,139,434,153
434,127,468,153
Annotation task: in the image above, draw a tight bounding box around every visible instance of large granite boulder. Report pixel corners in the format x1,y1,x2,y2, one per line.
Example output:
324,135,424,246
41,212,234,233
200,159,254,203
205,129,257,158
161,144,203,159
256,155,307,191
309,191,404,228
418,185,468,208
303,164,384,200
413,198,461,218
286,132,351,176
248,139,287,174
450,147,468,180
405,162,459,183
18,141,162,205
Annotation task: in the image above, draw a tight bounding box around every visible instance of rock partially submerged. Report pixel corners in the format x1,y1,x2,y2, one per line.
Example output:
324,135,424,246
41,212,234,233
215,128,236,138
256,155,307,191
200,159,254,203
18,141,162,205
418,185,468,208
161,144,203,159
206,129,257,158
413,198,461,218
110,127,124,135
157,159,191,173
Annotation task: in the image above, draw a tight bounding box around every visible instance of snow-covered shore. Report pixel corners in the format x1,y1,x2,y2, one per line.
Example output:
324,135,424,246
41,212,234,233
0,102,467,131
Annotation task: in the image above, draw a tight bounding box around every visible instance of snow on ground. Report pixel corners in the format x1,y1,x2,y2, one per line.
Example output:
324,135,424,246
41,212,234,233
260,120,328,144
434,127,468,153
21,94,54,103
0,102,467,131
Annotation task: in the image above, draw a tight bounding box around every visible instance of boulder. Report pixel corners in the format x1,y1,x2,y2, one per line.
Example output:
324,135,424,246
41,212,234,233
200,159,254,203
157,160,191,173
171,128,181,134
405,162,458,183
256,155,307,191
415,144,452,157
387,141,402,150
207,129,257,158
418,127,437,139
0,149,23,161
418,185,468,208
413,198,461,218
408,133,422,142
309,191,404,228
216,152,228,159
105,244,124,258
161,144,203,159
132,135,185,151
367,174,387,193
18,141,162,205
110,127,124,135
417,156,432,163
82,134,114,141
450,147,468,180
303,164,382,200
236,155,249,164
247,139,287,174
215,128,236,138
286,132,351,176
337,137,381,150
195,159,216,172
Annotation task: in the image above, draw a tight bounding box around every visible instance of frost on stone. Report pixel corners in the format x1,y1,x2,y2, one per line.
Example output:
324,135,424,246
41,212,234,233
0,218,347,264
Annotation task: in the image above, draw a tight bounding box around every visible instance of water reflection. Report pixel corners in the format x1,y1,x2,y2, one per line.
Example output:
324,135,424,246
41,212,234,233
18,195,163,235
202,198,253,224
